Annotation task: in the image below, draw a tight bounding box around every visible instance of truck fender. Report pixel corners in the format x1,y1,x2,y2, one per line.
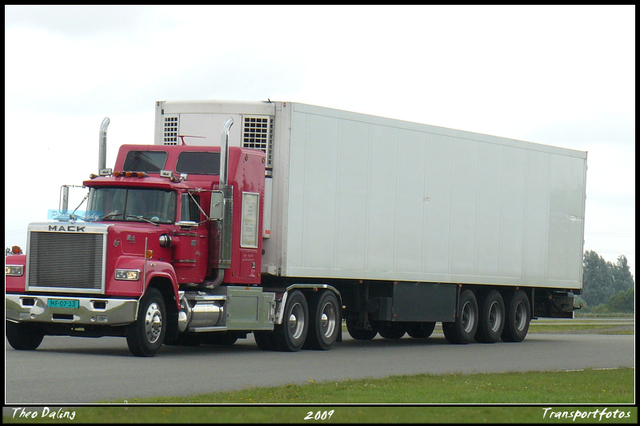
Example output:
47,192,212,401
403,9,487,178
110,256,179,311
143,261,181,311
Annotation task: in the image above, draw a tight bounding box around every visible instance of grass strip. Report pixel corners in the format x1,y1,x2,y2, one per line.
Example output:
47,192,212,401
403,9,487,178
121,367,634,404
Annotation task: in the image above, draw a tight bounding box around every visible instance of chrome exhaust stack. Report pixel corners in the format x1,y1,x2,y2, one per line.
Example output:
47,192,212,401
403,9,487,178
208,118,234,270
220,117,233,187
99,117,110,173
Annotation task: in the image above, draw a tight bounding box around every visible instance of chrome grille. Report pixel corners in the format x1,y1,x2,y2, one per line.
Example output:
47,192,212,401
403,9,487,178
28,231,105,292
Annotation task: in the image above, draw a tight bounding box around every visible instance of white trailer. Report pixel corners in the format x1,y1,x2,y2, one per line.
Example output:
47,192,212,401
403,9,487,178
154,99,587,346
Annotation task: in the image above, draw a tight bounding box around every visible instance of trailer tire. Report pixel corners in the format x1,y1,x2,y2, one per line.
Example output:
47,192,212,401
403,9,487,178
407,322,436,339
273,290,308,352
126,288,166,357
305,291,340,350
346,318,378,340
475,290,505,343
501,290,530,342
6,321,44,351
443,289,478,344
377,322,406,339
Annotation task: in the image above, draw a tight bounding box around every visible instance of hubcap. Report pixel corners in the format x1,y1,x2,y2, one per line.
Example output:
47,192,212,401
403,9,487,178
289,302,305,340
488,301,503,333
461,301,476,334
514,302,527,331
320,302,336,338
144,302,163,344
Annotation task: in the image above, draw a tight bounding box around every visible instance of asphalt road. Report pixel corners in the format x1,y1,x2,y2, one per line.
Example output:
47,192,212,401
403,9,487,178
5,329,634,404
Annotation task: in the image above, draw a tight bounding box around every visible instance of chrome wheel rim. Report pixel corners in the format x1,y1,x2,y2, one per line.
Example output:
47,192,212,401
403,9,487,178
461,300,476,334
144,302,163,344
514,302,527,332
488,300,503,333
320,301,337,338
289,302,305,340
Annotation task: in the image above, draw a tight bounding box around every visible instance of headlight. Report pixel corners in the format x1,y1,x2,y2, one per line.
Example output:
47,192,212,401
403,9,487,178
5,265,24,276
115,269,140,281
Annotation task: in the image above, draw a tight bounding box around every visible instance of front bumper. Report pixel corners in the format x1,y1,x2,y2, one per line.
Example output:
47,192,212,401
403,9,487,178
6,294,138,326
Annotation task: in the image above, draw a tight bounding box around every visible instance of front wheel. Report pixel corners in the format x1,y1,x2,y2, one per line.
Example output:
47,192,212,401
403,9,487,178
6,321,44,350
273,290,308,352
126,288,166,357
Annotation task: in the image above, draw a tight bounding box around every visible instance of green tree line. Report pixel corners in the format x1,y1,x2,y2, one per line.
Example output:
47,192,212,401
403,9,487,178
580,250,634,313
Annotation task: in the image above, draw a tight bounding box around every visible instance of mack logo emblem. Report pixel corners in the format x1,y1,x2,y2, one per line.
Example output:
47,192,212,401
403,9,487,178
48,225,86,232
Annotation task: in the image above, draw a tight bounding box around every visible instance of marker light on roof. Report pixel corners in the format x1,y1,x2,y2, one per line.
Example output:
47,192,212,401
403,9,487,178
114,171,148,177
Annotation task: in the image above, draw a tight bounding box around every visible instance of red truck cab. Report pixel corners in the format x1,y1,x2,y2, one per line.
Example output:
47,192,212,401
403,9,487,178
95,144,265,288
6,141,267,356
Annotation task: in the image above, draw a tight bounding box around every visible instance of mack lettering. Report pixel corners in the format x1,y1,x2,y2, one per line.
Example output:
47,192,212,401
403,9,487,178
48,225,86,232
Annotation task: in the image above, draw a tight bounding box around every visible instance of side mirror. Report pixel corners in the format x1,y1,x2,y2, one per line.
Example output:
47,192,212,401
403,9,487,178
210,191,224,220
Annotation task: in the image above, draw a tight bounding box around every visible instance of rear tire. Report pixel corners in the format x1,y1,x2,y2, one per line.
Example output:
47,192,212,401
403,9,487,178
501,290,530,342
6,321,44,351
273,290,308,351
407,322,436,339
346,318,378,340
475,290,505,343
305,291,340,350
126,288,166,357
254,331,278,351
377,322,406,339
443,289,478,344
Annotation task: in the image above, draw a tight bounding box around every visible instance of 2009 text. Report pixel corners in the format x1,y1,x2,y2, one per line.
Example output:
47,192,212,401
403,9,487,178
304,410,335,421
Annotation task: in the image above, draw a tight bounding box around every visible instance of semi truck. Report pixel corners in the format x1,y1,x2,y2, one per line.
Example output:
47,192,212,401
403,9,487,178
5,100,587,357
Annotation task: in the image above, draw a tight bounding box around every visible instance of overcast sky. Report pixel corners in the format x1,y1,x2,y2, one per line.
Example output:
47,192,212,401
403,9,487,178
5,5,635,276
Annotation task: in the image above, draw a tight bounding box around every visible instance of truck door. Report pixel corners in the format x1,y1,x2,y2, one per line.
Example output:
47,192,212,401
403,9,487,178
173,193,208,283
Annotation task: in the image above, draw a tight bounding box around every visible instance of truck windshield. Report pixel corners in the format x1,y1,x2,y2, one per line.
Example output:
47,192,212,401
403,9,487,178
89,187,176,224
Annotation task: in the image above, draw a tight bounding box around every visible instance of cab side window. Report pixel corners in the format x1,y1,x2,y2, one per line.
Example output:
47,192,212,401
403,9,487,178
181,194,201,222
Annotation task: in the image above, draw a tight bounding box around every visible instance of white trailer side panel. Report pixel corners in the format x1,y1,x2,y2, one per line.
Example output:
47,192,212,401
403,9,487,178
278,103,586,290
154,100,587,291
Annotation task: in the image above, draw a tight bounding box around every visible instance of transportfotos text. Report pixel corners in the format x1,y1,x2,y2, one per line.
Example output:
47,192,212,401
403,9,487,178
542,407,632,421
